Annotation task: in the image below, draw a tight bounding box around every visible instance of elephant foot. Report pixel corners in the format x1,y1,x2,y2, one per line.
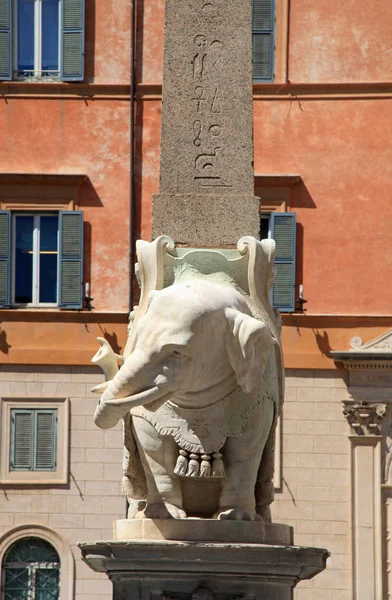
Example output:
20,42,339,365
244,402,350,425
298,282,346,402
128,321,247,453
257,505,272,523
144,502,187,520
214,507,261,521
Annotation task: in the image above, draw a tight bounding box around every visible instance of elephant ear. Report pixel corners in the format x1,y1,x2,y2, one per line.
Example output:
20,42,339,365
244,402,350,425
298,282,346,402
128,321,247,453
225,308,277,393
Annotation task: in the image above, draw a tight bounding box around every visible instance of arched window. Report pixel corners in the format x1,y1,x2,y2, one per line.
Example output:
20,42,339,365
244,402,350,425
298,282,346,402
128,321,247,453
1,536,60,599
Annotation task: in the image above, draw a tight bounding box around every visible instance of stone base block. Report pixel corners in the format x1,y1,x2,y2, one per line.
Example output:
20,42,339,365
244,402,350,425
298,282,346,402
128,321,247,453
152,194,260,246
113,518,293,545
79,537,329,600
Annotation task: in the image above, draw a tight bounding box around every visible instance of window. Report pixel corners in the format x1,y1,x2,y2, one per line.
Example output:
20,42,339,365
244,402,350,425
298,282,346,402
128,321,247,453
0,0,85,81
0,397,69,484
252,0,275,81
0,210,84,309
1,537,60,600
12,213,59,306
260,212,296,312
10,408,57,472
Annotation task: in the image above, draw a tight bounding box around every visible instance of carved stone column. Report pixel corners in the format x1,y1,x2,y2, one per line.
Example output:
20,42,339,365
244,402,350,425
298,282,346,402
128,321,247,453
343,400,387,600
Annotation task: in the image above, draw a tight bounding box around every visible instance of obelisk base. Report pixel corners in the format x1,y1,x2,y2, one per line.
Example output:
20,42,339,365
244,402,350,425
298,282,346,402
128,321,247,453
152,194,260,246
79,519,329,600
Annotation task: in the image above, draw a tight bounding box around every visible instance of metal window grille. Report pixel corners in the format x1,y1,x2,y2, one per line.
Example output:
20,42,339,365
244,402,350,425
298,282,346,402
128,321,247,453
1,537,60,600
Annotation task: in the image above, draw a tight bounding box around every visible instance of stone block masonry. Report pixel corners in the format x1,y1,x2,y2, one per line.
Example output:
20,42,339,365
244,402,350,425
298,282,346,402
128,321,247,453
274,369,351,600
0,365,125,600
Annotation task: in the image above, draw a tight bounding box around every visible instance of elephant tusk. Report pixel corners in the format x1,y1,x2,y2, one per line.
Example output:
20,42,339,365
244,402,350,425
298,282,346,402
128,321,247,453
105,385,172,410
94,385,173,430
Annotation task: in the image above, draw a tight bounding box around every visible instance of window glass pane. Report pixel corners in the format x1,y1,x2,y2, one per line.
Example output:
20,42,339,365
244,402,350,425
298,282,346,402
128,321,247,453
36,569,60,600
42,0,59,72
3,568,29,600
39,216,58,303
5,538,59,563
18,0,35,72
260,215,270,240
15,215,34,303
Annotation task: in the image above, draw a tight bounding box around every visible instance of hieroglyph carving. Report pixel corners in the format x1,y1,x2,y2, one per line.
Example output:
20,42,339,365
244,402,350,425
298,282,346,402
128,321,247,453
342,400,387,436
92,236,284,522
190,2,230,189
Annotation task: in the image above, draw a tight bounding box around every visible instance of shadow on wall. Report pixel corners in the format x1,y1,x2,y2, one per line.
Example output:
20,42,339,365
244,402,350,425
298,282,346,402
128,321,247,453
312,329,333,357
0,326,11,354
83,221,92,301
98,326,123,355
78,178,103,208
135,0,145,85
84,0,96,83
78,178,103,305
294,179,316,210
292,179,316,305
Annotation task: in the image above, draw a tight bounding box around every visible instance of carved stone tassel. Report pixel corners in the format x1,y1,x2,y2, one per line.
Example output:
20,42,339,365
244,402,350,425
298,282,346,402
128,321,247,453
186,454,200,476
212,452,225,477
174,450,189,476
200,454,212,477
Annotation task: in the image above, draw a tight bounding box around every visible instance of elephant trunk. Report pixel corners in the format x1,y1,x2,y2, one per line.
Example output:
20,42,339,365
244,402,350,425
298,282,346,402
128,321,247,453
94,385,172,429
93,348,174,430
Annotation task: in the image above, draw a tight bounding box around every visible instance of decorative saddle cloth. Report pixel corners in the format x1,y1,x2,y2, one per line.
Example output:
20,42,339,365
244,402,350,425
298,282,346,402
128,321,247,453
131,385,272,479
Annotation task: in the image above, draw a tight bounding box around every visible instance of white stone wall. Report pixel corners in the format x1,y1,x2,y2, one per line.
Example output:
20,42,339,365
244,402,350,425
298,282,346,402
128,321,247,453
0,365,125,600
0,365,353,599
273,369,351,600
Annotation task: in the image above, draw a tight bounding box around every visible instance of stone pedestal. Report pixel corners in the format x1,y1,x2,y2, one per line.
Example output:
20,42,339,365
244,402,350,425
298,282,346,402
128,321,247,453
79,520,329,600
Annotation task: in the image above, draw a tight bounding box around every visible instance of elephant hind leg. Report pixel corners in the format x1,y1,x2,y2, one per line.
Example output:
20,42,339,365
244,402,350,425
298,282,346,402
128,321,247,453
217,398,274,521
255,413,278,523
132,416,187,519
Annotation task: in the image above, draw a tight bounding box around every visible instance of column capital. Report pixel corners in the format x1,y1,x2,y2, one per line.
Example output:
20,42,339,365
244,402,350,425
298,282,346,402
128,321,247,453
342,400,387,436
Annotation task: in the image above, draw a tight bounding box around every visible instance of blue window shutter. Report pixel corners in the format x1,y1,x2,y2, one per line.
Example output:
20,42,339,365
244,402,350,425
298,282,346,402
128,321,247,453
10,410,33,471
35,410,57,471
252,0,274,81
58,210,83,309
271,212,296,312
0,210,11,307
0,0,12,80
61,0,85,81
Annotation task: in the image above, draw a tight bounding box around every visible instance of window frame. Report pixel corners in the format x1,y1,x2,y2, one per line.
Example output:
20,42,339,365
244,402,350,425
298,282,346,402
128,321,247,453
0,526,74,600
0,397,69,485
10,407,58,472
11,211,60,308
2,537,60,600
12,0,62,81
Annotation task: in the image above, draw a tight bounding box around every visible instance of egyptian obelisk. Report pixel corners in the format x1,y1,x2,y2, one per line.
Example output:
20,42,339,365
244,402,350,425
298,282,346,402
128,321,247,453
152,0,260,246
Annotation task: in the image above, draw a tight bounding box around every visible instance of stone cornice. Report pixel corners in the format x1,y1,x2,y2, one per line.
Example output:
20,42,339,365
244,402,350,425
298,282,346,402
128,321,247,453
136,82,392,101
331,354,392,368
331,330,392,368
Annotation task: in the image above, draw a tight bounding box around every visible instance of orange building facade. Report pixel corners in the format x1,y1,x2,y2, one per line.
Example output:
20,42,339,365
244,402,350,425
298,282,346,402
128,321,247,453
1,0,392,599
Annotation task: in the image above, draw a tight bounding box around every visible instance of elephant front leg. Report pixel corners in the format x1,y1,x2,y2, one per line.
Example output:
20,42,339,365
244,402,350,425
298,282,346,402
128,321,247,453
132,416,187,519
217,399,274,521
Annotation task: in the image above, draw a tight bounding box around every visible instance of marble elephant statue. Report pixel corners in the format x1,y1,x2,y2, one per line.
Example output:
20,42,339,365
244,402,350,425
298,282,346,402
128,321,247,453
93,273,281,521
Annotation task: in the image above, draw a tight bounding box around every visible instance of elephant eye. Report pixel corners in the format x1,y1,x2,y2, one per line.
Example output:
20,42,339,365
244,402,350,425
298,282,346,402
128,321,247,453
170,350,183,359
